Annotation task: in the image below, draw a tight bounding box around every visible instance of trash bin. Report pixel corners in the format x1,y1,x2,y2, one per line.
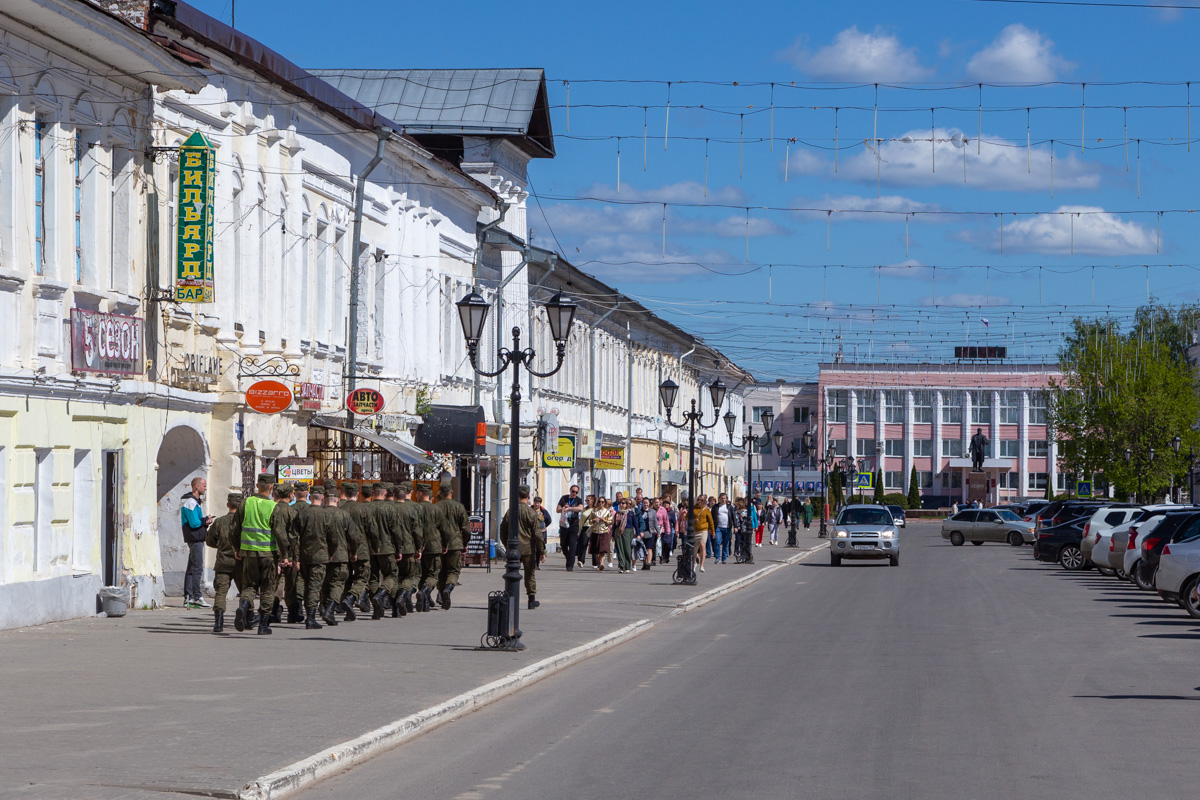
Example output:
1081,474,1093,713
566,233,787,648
98,586,128,617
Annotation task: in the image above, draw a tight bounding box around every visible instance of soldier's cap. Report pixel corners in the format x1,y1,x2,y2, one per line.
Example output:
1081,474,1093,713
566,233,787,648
256,474,274,487
398,480,413,492
324,486,339,498
342,481,359,493
276,482,294,494
517,484,531,496
323,478,338,490
371,481,386,493
294,481,310,490
227,492,244,505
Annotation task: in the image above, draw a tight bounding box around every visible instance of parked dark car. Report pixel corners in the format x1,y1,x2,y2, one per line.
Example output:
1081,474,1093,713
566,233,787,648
1033,500,1104,534
1033,518,1088,569
1133,510,1200,591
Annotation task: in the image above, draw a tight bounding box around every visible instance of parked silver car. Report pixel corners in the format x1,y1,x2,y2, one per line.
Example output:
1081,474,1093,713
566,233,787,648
1080,506,1141,572
1154,534,1200,617
941,508,1034,547
831,506,899,566
1106,506,1176,575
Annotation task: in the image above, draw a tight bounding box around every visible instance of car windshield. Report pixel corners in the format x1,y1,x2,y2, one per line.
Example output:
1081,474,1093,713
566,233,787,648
837,508,893,526
996,510,1022,522
887,506,903,514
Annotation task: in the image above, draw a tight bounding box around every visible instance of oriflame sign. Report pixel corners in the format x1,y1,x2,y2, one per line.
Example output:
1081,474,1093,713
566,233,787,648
246,380,292,414
175,131,215,303
346,387,385,415
70,309,143,375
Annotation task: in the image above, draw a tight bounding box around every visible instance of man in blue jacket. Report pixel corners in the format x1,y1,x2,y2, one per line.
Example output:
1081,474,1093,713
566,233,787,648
180,477,214,608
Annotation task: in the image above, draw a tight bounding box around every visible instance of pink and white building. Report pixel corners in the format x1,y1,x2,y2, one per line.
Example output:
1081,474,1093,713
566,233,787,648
817,362,1062,507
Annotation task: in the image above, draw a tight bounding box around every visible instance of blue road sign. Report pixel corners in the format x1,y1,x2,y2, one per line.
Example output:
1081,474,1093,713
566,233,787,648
1077,480,1093,498
855,472,873,489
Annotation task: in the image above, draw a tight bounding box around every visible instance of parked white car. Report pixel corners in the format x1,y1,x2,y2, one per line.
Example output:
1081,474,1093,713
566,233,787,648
1154,534,1200,618
1124,514,1169,581
1080,506,1141,573
1106,505,1177,576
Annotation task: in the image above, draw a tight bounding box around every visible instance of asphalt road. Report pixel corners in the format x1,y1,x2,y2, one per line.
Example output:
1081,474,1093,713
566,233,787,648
295,521,1200,800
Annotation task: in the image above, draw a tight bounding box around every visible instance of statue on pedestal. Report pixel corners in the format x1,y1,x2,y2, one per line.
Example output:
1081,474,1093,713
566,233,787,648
969,427,989,472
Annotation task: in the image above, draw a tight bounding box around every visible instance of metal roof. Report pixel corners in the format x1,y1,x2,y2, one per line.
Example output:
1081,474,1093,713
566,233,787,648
309,68,555,158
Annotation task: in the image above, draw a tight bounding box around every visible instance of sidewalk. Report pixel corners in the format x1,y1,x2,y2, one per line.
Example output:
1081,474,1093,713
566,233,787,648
0,530,826,800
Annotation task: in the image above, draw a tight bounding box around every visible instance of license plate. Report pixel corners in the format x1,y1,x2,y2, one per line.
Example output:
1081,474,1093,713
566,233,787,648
852,544,875,550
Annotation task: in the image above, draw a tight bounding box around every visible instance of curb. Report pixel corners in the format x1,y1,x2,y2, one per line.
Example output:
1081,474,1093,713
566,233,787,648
238,540,827,800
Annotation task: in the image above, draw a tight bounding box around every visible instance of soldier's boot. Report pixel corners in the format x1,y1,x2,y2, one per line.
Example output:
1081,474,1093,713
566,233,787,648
404,590,416,614
269,598,283,624
342,595,357,622
256,615,272,635
212,609,224,634
286,601,302,625
391,596,401,618
305,609,323,630
440,584,454,610
358,592,372,613
395,591,408,617
371,589,388,619
528,594,540,610
234,600,251,632
320,600,339,627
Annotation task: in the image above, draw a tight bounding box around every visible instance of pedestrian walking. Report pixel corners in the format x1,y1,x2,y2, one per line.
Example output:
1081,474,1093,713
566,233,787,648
413,483,443,613
180,477,214,608
713,493,735,564
802,497,814,531
319,482,353,627
232,475,286,635
693,497,714,572
575,495,595,569
295,485,329,630
337,481,375,621
751,498,762,547
613,499,636,573
589,497,614,569
556,485,583,571
499,485,544,609
655,498,672,564
204,492,243,633
436,483,469,610
734,498,754,564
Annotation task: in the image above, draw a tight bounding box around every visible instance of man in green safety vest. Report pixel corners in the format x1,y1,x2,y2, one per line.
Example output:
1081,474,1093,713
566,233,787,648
233,474,286,635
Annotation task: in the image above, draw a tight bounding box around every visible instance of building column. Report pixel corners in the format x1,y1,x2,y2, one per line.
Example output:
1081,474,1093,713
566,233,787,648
903,390,914,495
847,390,858,469
1048,438,1059,497
875,389,885,479
1019,390,1030,497
934,390,944,498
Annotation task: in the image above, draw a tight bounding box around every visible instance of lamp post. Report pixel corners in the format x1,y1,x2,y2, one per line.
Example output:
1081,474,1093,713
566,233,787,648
818,443,835,538
728,408,772,507
456,289,577,651
1124,445,1155,503
844,456,857,503
773,429,802,546
660,375,729,586
1172,435,1183,503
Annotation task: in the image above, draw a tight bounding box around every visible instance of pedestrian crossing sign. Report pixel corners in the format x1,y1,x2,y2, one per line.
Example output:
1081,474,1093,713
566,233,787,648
1077,480,1093,498
855,472,873,489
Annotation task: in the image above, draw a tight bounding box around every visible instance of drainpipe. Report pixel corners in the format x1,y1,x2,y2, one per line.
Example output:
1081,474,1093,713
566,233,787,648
345,126,390,434
472,203,509,408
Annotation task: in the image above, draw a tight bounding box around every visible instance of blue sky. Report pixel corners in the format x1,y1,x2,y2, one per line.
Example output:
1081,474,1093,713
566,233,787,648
191,0,1200,379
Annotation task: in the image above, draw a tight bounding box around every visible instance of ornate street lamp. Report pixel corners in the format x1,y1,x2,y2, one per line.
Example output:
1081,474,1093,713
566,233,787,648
457,289,577,650
660,374,730,585
819,442,835,538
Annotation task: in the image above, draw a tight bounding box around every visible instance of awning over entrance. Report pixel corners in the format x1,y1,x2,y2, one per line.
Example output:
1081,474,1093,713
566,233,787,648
947,458,1015,470
310,422,435,467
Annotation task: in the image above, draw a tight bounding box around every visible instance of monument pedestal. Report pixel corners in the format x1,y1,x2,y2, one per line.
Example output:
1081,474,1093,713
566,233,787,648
967,471,990,504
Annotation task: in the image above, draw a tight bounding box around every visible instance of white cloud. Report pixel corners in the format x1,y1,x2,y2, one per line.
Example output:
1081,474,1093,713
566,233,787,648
986,205,1157,255
840,127,1100,192
542,193,788,240
798,194,941,222
579,181,745,205
782,148,827,178
879,258,934,280
922,293,1012,307
967,24,1073,82
783,27,931,82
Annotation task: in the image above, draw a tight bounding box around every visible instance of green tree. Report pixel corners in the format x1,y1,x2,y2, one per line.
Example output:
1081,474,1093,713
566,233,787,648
830,466,844,508
1049,303,1200,501
873,468,885,504
907,465,921,509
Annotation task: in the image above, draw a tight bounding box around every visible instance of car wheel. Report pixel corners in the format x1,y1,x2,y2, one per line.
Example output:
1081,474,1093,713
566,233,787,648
1181,575,1200,620
971,540,984,546
949,531,965,547
889,554,899,567
1134,560,1156,591
1115,567,1128,581
830,554,841,566
1007,531,1024,547
1059,545,1085,571
1096,566,1115,577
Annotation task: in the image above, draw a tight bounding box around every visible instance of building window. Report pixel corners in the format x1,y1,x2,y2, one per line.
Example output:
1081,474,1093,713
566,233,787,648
1029,472,1048,491
941,471,963,489
970,391,992,425
885,439,904,457
1000,391,1020,425
34,118,46,275
884,390,905,424
942,391,962,424
912,439,933,457
1056,473,1069,491
794,406,809,424
1028,440,1048,458
856,438,876,457
942,438,963,457
1029,392,1047,425
999,440,1019,458
751,406,773,425
885,471,902,490
999,472,1019,489
918,470,934,488
913,390,933,423
315,220,328,340
73,129,83,281
827,390,847,423
829,439,847,457
856,395,877,424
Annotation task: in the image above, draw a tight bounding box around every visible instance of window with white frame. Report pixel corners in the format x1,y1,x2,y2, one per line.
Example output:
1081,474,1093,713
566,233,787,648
856,394,877,424
1028,440,1048,458
856,438,877,457
1000,391,1021,424
941,471,962,488
829,439,847,457
1029,391,1047,425
912,438,933,457
918,470,933,488
913,390,933,423
999,440,1019,458
314,219,328,341
73,129,83,281
884,390,905,423
885,439,904,456
34,117,47,276
970,390,992,425
1056,473,1069,491
942,438,963,457
751,406,773,424
885,471,903,490
942,391,962,424
998,472,1019,489
1028,472,1048,491
827,390,847,423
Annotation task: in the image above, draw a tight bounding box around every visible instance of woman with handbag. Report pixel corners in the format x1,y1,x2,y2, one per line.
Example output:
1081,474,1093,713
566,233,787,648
589,497,614,569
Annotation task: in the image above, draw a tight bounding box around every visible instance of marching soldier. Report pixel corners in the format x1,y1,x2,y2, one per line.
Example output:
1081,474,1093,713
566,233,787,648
337,481,373,621
268,483,296,624
367,482,402,619
296,485,329,630
412,483,442,612
383,482,415,618
499,485,545,609
394,482,423,614
320,481,350,627
435,483,469,610
285,482,310,623
204,492,243,633
233,475,285,634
